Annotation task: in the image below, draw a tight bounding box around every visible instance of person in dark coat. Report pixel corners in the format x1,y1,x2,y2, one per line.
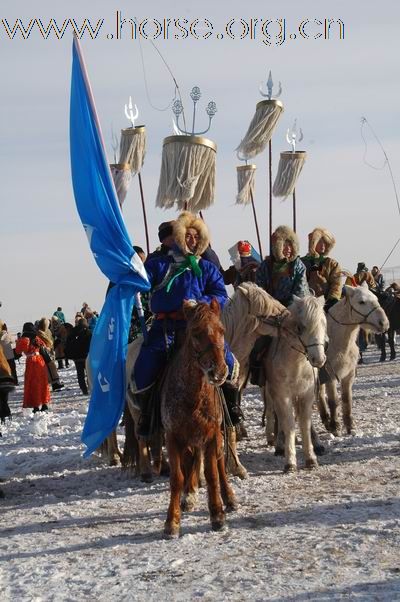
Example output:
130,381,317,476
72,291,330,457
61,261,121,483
65,318,92,395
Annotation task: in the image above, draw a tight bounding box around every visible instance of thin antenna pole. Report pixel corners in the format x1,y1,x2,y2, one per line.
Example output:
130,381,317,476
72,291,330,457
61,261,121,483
292,189,297,232
268,140,273,254
250,189,263,258
137,172,150,255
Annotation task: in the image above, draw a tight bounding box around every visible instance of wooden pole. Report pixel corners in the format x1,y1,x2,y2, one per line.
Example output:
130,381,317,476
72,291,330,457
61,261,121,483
269,140,273,254
138,172,150,255
250,189,263,258
292,189,297,232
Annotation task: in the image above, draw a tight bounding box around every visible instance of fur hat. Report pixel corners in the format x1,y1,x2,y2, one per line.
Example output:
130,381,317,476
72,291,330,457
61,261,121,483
271,225,299,262
357,262,367,273
22,322,36,338
173,211,210,257
308,227,336,257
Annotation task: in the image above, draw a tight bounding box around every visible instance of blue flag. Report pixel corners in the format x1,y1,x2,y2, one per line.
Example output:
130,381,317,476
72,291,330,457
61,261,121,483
69,37,150,457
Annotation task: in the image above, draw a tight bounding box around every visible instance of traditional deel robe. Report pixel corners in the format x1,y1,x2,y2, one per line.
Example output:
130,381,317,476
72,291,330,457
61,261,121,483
302,227,342,302
256,225,309,306
133,246,236,391
15,335,51,408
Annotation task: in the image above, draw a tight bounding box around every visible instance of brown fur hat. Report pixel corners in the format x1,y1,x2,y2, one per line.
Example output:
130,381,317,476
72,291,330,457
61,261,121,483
173,211,210,257
271,225,299,262
308,227,336,257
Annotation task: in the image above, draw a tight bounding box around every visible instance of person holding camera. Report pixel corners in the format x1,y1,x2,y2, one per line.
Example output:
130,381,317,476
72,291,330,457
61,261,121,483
302,227,342,312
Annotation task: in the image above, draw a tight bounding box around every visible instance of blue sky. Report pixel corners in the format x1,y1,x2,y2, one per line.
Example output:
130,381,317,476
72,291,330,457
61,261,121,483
1,0,400,330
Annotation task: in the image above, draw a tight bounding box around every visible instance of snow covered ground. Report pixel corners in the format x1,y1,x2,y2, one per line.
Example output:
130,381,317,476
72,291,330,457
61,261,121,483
1,349,400,601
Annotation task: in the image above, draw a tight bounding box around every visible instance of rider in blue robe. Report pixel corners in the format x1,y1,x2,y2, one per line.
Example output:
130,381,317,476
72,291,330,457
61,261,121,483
132,211,240,438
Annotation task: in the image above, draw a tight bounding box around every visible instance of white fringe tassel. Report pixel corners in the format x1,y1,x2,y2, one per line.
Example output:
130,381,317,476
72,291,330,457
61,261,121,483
156,137,216,212
236,165,256,205
110,164,132,207
237,100,283,160
119,127,146,174
273,151,307,198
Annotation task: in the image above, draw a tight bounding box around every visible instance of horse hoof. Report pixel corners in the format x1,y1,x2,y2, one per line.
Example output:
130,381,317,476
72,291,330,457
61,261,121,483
211,517,226,531
390,355,396,361
140,472,153,483
228,462,248,480
225,498,238,512
181,493,198,512
284,464,297,474
274,447,284,457
314,444,326,456
380,357,386,363
164,523,180,539
305,459,318,470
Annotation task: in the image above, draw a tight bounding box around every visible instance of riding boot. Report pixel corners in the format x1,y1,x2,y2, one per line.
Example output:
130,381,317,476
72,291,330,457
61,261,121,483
221,382,243,426
134,385,156,440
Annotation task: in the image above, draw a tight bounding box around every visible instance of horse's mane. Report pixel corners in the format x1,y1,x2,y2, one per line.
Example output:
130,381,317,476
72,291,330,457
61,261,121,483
189,302,220,331
288,296,326,331
222,282,277,351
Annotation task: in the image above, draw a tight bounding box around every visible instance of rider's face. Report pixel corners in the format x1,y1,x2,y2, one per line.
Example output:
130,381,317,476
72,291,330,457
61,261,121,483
316,239,326,255
185,228,200,253
283,241,293,259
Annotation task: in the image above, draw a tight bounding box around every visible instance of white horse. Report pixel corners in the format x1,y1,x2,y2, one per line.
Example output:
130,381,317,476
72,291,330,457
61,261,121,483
318,284,389,435
263,295,328,472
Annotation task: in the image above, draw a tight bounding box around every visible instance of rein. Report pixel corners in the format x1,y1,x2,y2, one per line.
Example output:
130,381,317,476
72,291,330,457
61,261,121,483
327,297,381,327
256,311,325,363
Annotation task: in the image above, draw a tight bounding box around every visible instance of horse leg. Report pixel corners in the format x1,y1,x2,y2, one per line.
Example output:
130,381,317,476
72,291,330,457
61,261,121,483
274,397,296,472
127,401,153,481
389,329,396,361
226,427,248,480
107,430,122,466
377,333,386,362
204,437,225,531
326,381,340,436
216,431,237,512
181,449,199,512
341,372,356,435
298,395,318,469
317,384,331,432
151,432,168,477
164,435,184,539
263,384,276,446
122,406,139,474
311,422,325,456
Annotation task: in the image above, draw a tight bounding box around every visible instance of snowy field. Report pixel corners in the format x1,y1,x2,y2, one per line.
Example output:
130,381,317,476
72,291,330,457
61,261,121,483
1,348,400,601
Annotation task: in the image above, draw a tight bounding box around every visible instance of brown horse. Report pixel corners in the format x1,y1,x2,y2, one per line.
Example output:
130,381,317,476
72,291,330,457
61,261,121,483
162,299,237,538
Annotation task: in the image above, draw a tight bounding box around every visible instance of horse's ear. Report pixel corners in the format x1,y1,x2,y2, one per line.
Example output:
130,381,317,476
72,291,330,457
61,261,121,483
292,294,301,304
182,300,197,320
210,297,221,315
343,285,354,297
361,281,368,289
316,295,325,307
237,285,249,297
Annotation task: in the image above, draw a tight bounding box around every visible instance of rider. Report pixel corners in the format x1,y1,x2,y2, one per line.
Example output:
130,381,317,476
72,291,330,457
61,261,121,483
301,227,342,311
256,225,310,305
131,211,240,438
251,225,309,384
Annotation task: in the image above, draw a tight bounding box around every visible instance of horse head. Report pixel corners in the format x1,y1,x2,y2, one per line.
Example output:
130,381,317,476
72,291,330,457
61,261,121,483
182,299,228,386
286,295,327,368
343,283,389,333
235,282,289,336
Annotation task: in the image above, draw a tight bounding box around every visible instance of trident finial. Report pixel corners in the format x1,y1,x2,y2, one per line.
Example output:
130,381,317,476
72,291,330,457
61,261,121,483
259,70,282,100
286,119,303,152
172,86,217,136
124,96,139,128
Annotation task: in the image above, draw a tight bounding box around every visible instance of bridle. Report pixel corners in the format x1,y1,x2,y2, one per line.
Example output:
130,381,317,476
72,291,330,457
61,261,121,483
327,297,381,327
257,311,326,363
